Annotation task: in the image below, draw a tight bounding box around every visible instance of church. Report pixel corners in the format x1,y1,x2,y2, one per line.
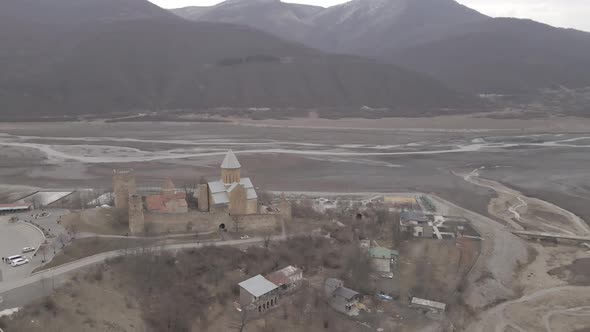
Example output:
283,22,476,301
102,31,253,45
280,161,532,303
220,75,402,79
197,150,259,215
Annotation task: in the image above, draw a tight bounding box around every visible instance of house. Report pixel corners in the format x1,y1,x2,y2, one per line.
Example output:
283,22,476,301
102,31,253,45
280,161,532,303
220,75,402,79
238,275,279,315
400,211,434,238
145,178,188,213
198,150,258,215
266,265,303,292
324,278,362,316
368,247,399,273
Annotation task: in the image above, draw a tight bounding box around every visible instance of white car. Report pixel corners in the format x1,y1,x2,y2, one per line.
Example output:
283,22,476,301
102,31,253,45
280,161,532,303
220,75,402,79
22,247,35,253
240,235,250,240
11,258,29,267
380,272,394,279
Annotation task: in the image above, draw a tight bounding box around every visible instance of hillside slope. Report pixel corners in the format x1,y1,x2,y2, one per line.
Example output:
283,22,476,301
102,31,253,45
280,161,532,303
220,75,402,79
0,0,476,117
391,18,590,93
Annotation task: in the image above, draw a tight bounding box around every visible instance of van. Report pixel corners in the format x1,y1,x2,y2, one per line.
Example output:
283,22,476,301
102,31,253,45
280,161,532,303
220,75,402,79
7,255,24,263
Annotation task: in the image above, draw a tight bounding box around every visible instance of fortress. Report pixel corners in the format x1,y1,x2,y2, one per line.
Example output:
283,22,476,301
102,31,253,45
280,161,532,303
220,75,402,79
113,150,290,235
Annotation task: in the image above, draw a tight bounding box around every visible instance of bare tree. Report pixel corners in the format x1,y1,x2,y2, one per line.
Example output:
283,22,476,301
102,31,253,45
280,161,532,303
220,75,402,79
186,220,194,233
183,182,197,209
144,221,154,235
31,196,42,210
56,233,68,248
39,244,48,263
263,231,272,249
234,305,251,332
345,247,374,293
66,222,79,240
257,191,273,205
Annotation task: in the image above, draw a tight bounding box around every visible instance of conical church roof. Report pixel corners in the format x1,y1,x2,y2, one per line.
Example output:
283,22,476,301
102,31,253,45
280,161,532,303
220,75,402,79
221,150,241,169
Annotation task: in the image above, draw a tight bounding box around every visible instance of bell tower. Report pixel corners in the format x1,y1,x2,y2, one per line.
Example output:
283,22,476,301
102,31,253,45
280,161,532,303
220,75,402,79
221,150,241,184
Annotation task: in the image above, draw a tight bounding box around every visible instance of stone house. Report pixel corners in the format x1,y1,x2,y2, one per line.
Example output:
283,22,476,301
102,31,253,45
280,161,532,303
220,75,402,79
238,275,279,315
324,278,362,316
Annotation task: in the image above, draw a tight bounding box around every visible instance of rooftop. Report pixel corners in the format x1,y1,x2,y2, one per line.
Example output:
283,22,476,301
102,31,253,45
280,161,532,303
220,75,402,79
145,192,187,212
208,178,257,205
368,247,399,259
239,275,278,297
0,203,32,211
411,297,446,311
400,210,431,224
221,149,241,169
266,265,302,286
333,287,360,301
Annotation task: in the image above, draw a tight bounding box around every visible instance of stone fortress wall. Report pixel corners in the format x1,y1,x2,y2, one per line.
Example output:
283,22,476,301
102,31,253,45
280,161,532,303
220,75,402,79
144,211,281,234
113,151,291,235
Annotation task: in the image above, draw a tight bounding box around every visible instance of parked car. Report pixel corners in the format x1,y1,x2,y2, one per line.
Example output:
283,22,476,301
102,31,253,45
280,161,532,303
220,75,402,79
240,235,250,240
10,258,29,267
22,247,35,253
6,255,24,263
380,272,394,279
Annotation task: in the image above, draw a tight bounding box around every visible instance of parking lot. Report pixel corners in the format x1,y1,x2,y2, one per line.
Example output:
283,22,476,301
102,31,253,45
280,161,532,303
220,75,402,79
0,219,44,283
0,209,71,284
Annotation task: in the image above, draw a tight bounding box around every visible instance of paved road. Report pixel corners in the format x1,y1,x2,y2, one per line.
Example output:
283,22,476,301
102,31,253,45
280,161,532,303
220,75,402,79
0,235,282,310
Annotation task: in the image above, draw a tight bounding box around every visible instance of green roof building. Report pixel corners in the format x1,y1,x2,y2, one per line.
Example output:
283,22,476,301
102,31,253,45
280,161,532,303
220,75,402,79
368,247,399,260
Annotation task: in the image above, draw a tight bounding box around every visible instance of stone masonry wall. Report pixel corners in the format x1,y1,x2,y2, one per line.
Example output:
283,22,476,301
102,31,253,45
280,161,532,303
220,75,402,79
143,211,280,234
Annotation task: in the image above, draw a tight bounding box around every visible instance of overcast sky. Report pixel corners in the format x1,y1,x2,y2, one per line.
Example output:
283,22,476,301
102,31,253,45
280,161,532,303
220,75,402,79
150,0,590,32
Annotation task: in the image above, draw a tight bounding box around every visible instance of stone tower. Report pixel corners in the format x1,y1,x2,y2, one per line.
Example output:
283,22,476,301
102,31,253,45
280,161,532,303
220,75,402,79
113,169,136,209
221,150,241,184
197,184,209,212
128,194,145,234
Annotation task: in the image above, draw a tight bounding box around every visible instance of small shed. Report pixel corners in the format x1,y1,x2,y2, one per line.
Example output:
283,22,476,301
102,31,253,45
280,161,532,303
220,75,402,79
410,297,446,313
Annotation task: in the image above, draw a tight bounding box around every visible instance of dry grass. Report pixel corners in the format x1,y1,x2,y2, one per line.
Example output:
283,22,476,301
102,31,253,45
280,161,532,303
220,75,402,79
33,237,156,272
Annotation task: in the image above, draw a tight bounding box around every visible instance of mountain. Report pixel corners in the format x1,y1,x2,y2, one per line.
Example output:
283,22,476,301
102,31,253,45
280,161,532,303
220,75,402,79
0,0,475,118
0,0,173,24
391,18,590,93
305,0,486,56
172,0,323,42
173,0,590,94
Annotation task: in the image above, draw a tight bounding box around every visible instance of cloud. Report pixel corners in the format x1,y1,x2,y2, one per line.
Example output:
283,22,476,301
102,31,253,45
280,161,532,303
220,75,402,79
457,0,590,31
151,0,590,32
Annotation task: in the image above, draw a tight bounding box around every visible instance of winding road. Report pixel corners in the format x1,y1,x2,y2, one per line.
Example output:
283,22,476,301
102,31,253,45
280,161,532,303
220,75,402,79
0,235,283,309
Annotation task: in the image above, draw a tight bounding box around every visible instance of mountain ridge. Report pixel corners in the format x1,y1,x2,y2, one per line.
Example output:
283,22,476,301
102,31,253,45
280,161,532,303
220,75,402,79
173,0,590,94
